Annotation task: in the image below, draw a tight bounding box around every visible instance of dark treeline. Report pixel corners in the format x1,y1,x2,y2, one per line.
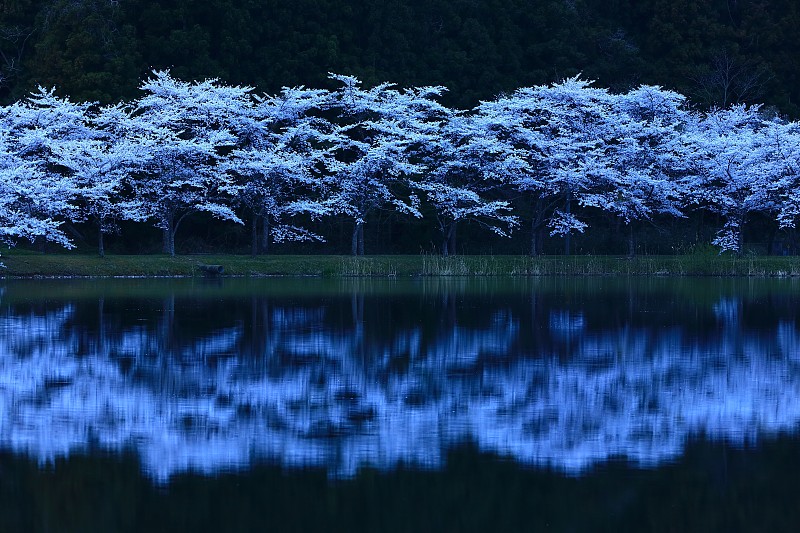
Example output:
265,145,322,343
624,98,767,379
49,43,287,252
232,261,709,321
1,0,799,115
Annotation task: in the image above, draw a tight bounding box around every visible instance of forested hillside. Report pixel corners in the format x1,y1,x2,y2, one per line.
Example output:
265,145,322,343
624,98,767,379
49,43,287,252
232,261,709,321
2,0,799,115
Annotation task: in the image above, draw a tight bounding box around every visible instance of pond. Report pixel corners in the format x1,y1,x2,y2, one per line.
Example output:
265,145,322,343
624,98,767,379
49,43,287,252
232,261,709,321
1,277,800,531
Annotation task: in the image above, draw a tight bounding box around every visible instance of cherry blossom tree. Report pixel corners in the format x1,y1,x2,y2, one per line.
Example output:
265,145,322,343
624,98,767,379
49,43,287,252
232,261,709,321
51,103,149,257
127,71,246,255
325,75,424,255
415,109,519,256
686,104,774,253
762,118,800,242
223,86,331,256
0,119,73,254
476,77,615,255
0,88,95,256
580,85,689,256
4,72,800,258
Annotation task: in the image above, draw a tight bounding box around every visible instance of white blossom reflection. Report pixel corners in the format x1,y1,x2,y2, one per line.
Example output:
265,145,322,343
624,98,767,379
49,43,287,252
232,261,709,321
1,283,800,481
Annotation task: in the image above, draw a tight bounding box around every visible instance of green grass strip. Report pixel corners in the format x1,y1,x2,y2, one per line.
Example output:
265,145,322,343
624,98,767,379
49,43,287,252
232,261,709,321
4,250,800,278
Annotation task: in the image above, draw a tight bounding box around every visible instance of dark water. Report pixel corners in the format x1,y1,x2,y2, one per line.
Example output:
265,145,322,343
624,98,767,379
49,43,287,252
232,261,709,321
2,277,800,531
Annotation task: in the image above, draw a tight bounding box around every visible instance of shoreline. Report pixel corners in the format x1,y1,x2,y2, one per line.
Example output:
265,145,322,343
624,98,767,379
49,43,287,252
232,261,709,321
3,252,800,278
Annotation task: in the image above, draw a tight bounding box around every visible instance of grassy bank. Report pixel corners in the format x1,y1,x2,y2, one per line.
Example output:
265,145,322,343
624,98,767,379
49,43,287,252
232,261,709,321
3,250,800,278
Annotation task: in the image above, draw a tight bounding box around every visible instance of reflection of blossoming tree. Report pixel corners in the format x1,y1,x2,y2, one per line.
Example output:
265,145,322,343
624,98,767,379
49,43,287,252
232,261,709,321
2,289,800,480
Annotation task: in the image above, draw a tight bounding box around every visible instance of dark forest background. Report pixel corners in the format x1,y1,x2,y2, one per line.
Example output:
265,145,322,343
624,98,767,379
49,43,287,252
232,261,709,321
2,0,797,114
2,0,799,255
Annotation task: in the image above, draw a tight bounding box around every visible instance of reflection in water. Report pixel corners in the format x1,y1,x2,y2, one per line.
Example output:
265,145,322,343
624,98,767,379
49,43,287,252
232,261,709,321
1,279,800,481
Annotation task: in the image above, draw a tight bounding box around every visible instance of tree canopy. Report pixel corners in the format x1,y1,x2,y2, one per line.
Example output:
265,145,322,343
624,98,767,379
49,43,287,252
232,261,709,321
2,72,800,258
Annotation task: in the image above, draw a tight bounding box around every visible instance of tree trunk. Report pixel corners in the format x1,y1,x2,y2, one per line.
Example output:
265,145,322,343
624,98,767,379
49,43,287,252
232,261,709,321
162,226,174,256
251,214,259,257
530,197,545,256
161,210,174,255
530,217,543,257
162,211,192,256
351,221,365,256
627,223,635,258
96,215,106,258
733,213,745,256
736,226,744,256
261,215,270,255
442,222,457,256
564,193,572,256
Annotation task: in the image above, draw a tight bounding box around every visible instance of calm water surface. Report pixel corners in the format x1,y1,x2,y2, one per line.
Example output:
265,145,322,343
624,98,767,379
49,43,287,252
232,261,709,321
2,277,800,531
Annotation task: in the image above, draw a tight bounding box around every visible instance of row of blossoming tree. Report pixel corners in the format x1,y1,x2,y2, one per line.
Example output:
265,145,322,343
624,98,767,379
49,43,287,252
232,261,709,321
2,71,800,257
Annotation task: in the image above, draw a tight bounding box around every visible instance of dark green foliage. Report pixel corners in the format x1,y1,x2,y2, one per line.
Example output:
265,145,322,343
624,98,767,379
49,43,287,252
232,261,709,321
3,0,800,115
12,0,141,102
0,0,38,99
